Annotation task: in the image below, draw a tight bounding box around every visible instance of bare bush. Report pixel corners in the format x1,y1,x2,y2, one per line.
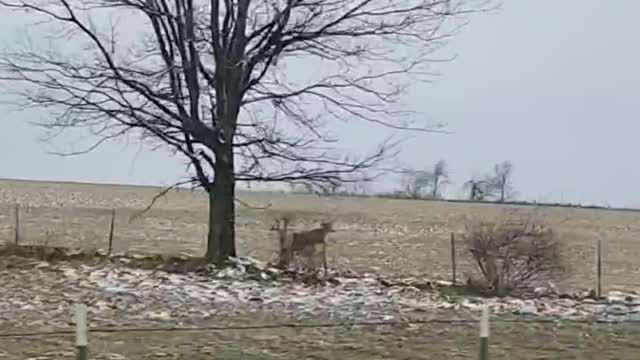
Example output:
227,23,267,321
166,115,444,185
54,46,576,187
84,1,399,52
463,217,565,296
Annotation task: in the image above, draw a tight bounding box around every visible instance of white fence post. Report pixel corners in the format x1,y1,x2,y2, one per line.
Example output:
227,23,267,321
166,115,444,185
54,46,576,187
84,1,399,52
75,303,88,360
479,306,489,360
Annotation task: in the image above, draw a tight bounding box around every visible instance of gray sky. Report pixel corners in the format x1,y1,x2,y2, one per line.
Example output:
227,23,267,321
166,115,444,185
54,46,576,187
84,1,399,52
1,0,639,207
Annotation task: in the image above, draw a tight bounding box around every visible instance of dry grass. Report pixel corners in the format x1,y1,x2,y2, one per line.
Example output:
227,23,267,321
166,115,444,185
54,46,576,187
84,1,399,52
1,178,640,293
2,179,640,358
1,320,640,359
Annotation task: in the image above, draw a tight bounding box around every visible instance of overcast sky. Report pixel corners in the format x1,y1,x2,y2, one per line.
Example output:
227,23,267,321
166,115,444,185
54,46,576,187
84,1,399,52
0,1,639,207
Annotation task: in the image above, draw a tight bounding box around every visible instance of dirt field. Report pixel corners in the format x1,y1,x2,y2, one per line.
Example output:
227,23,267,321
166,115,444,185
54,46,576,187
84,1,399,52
2,320,639,359
0,178,639,293
1,178,640,359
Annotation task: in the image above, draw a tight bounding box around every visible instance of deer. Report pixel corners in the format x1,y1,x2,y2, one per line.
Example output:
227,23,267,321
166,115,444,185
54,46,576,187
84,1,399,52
270,217,335,271
291,220,335,271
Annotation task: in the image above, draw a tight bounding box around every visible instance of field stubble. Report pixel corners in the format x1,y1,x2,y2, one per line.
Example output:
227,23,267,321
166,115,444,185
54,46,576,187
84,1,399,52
1,179,639,293
1,179,640,358
2,321,640,359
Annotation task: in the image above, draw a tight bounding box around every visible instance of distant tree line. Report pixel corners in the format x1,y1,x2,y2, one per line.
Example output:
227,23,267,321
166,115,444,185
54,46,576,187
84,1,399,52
400,160,516,203
293,159,518,203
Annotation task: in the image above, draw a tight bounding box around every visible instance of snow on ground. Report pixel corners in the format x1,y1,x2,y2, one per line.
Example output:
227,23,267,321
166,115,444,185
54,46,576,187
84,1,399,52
1,256,639,332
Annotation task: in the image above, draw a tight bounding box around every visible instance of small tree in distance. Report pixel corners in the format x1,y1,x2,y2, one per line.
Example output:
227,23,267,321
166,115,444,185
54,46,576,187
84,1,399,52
401,159,450,199
464,178,490,201
430,159,450,199
462,161,515,203
0,0,486,264
402,169,432,199
489,161,515,202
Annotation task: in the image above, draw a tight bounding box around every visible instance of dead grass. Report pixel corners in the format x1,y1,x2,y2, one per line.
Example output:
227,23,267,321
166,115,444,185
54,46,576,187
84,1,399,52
1,179,640,294
1,178,640,358
0,242,233,276
1,319,639,359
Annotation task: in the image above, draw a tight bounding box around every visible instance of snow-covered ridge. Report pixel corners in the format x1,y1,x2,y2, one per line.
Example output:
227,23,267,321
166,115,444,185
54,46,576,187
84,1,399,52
2,254,639,333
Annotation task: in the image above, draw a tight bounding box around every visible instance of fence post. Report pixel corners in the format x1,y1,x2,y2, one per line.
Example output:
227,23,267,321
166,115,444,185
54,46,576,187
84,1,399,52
596,239,602,298
75,303,88,360
13,203,20,245
479,306,489,360
108,209,116,255
450,232,457,284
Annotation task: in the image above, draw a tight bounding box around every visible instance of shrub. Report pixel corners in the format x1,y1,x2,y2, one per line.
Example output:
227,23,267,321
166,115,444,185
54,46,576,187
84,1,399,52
463,217,565,296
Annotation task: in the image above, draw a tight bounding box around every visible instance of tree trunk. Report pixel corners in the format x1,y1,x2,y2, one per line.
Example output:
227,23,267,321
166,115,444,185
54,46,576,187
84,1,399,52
432,178,439,199
206,145,236,264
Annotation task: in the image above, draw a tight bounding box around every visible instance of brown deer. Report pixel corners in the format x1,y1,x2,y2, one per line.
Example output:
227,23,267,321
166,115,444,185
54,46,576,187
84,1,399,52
270,217,335,271
291,221,335,271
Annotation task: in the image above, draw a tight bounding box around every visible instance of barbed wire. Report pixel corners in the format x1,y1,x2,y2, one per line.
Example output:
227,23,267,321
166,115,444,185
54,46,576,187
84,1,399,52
0,317,636,339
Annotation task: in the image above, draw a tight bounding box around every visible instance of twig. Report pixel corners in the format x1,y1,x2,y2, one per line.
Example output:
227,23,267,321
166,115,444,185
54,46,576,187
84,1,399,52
235,197,272,210
129,179,195,223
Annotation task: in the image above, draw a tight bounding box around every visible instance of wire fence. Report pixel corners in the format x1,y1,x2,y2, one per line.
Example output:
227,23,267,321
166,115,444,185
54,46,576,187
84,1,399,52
1,306,637,360
2,317,640,339
1,202,640,358
2,202,640,293
0,203,210,256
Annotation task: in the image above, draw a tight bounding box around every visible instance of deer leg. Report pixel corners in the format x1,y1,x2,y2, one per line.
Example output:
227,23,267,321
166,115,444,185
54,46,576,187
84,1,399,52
305,247,315,270
322,242,327,273
301,246,314,270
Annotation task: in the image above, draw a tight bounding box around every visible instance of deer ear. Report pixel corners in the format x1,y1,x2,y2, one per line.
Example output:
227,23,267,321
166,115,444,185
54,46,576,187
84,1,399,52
325,221,336,232
269,219,281,231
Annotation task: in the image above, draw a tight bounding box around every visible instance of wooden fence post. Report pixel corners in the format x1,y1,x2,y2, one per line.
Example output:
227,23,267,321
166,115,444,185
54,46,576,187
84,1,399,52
108,209,116,255
75,303,88,360
450,232,457,284
596,239,602,298
479,306,489,360
14,204,20,246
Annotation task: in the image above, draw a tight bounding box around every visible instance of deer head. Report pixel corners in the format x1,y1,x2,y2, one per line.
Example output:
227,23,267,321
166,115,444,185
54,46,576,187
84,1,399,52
320,220,336,233
270,215,293,232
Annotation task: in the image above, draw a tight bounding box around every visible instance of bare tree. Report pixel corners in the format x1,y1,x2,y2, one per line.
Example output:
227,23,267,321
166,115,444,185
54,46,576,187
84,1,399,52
401,159,449,199
430,159,449,199
319,177,369,197
463,178,490,201
488,161,515,202
402,169,432,199
0,0,486,264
